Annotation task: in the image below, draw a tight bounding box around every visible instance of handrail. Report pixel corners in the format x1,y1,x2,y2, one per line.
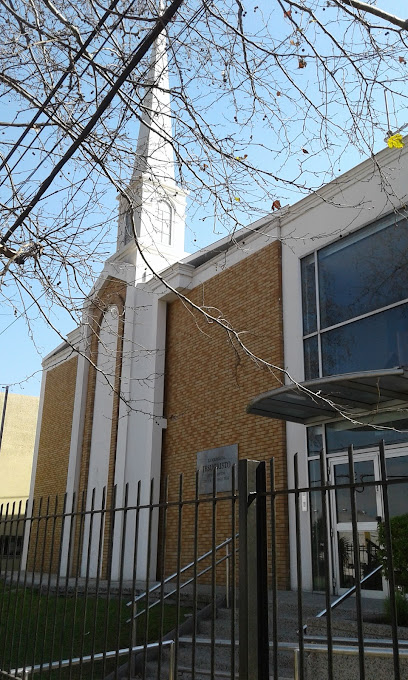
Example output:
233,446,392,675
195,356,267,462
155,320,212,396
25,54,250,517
125,533,239,622
9,640,175,678
126,533,238,608
316,564,383,618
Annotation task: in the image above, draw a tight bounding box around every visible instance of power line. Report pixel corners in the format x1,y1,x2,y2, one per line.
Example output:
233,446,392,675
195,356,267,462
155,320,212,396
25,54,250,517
0,0,185,247
0,0,126,175
0,0,142,193
0,293,46,337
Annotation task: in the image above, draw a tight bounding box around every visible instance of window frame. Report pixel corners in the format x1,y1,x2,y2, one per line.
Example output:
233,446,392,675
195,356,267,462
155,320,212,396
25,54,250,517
301,211,408,380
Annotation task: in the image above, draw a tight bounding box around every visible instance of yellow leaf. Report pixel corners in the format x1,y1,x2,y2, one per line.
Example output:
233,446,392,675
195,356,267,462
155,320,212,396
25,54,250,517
387,133,404,149
234,197,240,202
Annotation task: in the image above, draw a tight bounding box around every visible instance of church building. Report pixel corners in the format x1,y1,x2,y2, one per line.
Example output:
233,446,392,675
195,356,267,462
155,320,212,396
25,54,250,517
25,19,408,595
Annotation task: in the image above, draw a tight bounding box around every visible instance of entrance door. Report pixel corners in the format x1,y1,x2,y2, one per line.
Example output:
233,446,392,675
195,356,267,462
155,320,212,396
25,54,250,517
329,454,383,594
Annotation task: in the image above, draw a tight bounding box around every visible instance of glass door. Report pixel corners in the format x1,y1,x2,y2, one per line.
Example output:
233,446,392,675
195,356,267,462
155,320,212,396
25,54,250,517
329,454,383,594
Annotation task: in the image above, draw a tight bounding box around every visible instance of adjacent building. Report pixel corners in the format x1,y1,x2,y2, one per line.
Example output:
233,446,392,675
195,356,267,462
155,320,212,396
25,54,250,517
0,390,39,566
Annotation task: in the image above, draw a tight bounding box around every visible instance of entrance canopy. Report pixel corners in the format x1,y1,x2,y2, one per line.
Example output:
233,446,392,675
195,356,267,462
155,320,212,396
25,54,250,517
247,368,408,426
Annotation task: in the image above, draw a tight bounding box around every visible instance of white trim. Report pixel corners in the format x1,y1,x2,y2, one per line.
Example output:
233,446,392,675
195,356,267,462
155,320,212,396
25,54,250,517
148,224,282,299
110,285,137,580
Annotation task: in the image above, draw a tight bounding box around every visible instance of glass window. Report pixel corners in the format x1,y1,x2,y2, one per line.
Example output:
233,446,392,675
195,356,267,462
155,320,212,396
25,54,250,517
304,335,319,380
385,456,408,517
309,459,326,590
321,302,408,376
318,214,408,329
326,419,408,454
301,254,317,335
307,426,323,456
334,460,377,523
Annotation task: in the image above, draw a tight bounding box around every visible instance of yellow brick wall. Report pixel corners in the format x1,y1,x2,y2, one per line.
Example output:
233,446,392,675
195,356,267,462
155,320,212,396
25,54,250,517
161,241,289,588
27,356,78,571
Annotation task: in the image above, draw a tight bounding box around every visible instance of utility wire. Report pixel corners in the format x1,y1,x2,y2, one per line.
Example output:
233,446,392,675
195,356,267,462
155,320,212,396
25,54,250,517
0,0,142,190
1,0,185,247
0,0,126,175
1,0,205,217
0,293,46,337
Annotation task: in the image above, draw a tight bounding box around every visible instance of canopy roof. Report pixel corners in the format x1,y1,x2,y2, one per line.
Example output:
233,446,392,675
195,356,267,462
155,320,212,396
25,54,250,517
247,368,408,426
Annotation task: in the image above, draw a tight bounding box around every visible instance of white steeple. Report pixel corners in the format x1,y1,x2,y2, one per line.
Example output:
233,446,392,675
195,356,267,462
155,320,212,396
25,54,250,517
116,9,188,279
132,27,175,185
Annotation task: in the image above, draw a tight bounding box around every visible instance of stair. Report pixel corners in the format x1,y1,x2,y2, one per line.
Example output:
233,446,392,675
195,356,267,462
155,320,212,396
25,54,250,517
141,597,301,679
134,590,385,679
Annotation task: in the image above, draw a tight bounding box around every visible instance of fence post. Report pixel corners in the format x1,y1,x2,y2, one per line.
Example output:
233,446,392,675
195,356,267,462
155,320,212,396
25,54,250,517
238,459,269,680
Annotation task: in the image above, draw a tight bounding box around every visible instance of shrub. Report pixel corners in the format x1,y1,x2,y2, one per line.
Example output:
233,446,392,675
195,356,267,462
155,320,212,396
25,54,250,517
377,513,408,589
384,590,408,627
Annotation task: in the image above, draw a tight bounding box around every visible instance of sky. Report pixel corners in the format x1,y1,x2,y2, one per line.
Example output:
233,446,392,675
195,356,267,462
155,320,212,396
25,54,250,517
1,0,407,397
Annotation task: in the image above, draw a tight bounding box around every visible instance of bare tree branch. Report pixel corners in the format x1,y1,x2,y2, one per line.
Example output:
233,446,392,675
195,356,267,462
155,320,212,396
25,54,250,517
336,0,408,30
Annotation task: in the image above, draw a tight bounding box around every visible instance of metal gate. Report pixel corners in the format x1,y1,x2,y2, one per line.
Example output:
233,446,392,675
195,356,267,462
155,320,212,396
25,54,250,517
0,445,407,679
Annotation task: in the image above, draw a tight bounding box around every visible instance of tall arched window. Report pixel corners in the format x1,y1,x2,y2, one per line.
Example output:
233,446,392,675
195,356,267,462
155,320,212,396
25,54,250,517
156,201,172,245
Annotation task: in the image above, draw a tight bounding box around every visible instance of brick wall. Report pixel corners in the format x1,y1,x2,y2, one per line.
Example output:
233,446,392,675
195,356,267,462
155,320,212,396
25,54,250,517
27,356,78,572
161,241,289,589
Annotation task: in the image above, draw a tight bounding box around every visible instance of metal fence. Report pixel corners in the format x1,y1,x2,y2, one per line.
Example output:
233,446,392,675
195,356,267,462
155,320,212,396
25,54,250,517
0,445,407,680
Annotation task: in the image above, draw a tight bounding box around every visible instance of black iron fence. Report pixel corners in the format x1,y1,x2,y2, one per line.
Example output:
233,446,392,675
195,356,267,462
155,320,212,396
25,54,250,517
0,445,407,680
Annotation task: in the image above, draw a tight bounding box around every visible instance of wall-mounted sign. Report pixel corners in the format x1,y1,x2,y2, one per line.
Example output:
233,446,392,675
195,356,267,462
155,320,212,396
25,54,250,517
197,444,238,495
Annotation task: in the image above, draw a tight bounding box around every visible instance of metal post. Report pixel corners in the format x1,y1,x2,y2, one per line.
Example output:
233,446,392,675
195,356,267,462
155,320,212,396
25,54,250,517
225,544,230,609
0,386,9,454
379,440,400,680
294,649,300,680
238,459,269,680
168,641,175,680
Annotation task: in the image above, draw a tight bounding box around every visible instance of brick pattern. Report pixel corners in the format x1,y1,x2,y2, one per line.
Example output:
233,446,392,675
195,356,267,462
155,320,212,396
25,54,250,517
74,276,126,577
27,357,78,572
161,242,289,588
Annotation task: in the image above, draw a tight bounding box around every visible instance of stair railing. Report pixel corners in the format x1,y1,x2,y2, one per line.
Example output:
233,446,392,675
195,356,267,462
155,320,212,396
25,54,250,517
315,563,383,618
125,533,239,623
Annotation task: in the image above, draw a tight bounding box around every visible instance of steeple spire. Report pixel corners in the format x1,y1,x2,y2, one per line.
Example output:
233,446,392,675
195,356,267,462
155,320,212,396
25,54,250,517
132,18,175,185
115,4,187,265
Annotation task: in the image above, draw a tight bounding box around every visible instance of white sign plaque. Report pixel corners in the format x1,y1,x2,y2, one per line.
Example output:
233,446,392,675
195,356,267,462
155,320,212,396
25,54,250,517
197,444,238,494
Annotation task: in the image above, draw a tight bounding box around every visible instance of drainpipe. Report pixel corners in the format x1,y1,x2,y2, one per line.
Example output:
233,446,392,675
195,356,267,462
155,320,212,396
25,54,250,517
0,385,9,454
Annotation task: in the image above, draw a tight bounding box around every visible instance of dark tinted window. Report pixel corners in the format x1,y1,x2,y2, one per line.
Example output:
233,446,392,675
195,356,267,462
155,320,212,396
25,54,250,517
326,419,408,453
301,254,317,334
318,215,408,329
321,302,408,376
304,335,319,380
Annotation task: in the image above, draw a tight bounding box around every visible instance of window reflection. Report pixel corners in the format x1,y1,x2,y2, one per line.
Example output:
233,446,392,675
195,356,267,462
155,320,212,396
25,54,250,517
321,303,408,376
304,335,319,380
326,419,408,453
385,456,408,518
301,212,408,384
302,254,317,335
318,215,408,329
334,461,377,523
309,460,326,590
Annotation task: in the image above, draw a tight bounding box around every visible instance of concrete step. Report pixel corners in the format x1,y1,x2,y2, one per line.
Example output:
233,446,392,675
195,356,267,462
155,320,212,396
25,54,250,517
140,604,299,679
